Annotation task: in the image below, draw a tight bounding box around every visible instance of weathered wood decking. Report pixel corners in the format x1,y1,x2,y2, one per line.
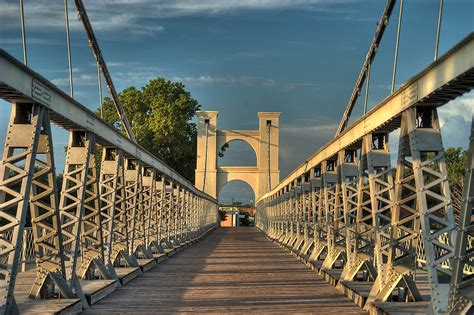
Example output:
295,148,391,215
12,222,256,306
85,227,366,314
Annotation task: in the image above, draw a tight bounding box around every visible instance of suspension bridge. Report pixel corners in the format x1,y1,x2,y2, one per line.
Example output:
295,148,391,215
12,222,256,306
0,0,473,314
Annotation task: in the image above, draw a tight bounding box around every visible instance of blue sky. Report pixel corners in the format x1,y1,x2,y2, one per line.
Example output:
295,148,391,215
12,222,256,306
1,0,473,204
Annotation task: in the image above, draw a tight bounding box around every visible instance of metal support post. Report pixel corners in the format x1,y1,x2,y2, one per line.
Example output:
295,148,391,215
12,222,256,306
99,148,136,275
322,158,346,270
448,115,474,314
59,131,103,308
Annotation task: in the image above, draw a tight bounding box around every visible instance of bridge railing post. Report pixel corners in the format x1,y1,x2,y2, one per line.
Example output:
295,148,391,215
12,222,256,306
135,167,155,260
308,167,326,262
298,172,314,256
270,195,276,236
183,188,189,239
154,175,165,250
334,149,359,281
177,186,185,243
22,105,75,301
59,130,103,308
284,188,292,244
292,180,302,249
0,103,71,313
191,194,197,235
100,148,138,275
124,159,142,263
172,184,180,243
183,190,189,239
164,179,173,240
321,158,343,270
144,169,157,254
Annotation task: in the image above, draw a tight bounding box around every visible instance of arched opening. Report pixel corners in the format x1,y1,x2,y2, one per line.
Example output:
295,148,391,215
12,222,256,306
218,180,256,227
218,140,257,167
218,180,255,206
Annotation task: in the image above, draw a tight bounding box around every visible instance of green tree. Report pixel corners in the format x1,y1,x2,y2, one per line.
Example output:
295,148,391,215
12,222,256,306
445,147,467,188
99,78,200,181
444,147,468,220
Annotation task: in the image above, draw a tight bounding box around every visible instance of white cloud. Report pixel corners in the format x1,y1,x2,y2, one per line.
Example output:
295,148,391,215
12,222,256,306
0,1,165,36
438,93,474,127
0,37,60,46
172,75,276,87
86,0,353,18
171,75,322,90
439,93,474,149
51,73,97,87
0,0,354,36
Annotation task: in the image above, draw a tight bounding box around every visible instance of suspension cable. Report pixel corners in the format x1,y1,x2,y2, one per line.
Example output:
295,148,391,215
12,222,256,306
363,62,371,114
19,0,27,65
97,61,103,118
64,0,74,98
335,0,396,136
74,0,136,142
202,121,209,191
434,0,444,61
267,121,271,192
391,0,404,94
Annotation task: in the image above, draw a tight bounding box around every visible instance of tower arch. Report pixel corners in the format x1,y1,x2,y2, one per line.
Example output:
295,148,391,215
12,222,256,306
218,138,258,167
218,180,256,206
195,111,280,200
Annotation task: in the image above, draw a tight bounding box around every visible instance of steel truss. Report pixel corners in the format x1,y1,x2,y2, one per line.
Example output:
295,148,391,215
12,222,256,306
0,51,218,313
257,33,474,314
448,115,474,314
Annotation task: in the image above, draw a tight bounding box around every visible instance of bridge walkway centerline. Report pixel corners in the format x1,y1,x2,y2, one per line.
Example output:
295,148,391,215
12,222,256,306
84,227,365,314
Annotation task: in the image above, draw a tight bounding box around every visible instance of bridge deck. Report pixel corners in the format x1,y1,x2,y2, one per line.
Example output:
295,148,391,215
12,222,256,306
85,227,365,314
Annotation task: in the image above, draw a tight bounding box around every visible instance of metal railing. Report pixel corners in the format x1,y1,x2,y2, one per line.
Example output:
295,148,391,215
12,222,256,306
256,33,474,314
416,231,473,275
0,228,34,272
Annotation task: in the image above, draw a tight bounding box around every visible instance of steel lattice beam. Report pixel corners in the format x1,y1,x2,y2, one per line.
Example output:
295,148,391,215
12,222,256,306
0,49,214,204
260,32,474,201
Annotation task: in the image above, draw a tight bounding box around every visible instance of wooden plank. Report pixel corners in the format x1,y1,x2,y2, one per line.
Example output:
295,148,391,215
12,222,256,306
308,259,324,272
338,281,374,307
137,258,156,272
80,279,118,305
14,271,81,314
114,267,141,285
164,248,176,257
84,228,366,314
18,299,82,315
369,301,430,315
152,253,167,264
320,268,343,286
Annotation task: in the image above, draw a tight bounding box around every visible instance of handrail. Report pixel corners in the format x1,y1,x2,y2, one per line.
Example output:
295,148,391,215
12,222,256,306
0,49,216,203
259,32,474,201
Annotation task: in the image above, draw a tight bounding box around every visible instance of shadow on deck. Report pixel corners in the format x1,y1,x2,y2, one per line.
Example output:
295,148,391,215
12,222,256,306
85,227,365,314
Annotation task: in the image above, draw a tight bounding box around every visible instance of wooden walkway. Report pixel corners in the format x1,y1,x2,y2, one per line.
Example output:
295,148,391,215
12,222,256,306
85,227,365,314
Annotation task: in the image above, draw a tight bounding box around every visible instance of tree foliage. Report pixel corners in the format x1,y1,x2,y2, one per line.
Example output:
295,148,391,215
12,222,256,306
445,147,467,189
99,78,200,181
